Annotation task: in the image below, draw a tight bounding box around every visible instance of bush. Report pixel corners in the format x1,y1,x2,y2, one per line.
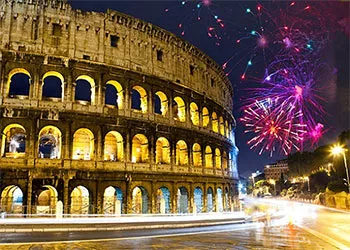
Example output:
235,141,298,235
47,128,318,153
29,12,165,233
327,180,348,193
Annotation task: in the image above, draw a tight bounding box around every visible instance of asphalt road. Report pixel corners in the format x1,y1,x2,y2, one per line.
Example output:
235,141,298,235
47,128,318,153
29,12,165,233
0,200,348,249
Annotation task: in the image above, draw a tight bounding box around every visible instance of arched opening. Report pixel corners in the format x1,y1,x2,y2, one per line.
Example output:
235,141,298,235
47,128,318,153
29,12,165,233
194,187,203,213
131,86,147,113
156,187,171,214
177,187,188,213
155,137,170,164
205,146,213,168
70,185,90,214
207,187,213,212
7,68,31,97
36,185,58,214
154,91,168,116
222,151,228,172
192,143,202,167
75,75,95,104
1,124,26,158
212,112,218,133
190,102,199,126
215,148,221,169
38,126,61,159
219,116,225,136
103,186,123,214
202,107,209,128
173,97,186,122
42,71,64,100
105,80,123,109
0,185,23,214
132,134,149,163
132,186,148,214
176,140,188,165
72,128,94,160
104,131,124,161
216,188,223,212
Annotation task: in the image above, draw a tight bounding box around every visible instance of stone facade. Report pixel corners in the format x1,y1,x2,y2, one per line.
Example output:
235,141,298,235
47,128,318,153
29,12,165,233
0,0,239,215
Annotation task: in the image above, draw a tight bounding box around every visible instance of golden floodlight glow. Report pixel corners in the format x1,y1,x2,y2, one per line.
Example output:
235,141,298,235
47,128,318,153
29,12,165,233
330,144,345,156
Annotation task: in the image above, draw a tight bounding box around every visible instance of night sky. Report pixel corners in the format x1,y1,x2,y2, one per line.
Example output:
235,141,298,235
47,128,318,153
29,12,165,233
70,1,349,177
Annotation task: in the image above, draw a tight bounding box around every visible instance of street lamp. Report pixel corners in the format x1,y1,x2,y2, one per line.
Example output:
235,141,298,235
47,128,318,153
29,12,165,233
331,144,350,193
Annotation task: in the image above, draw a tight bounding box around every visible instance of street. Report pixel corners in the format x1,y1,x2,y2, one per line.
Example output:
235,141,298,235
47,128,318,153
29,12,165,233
0,200,349,249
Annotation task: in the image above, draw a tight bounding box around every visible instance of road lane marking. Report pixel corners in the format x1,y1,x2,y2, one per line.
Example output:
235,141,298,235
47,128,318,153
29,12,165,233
297,224,350,250
0,223,264,246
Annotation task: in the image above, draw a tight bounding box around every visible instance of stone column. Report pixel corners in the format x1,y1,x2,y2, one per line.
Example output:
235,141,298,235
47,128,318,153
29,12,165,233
125,131,131,162
26,174,33,215
203,183,208,212
151,181,156,214
189,183,194,213
63,178,69,214
96,73,103,106
96,126,103,161
30,68,40,100
172,182,177,213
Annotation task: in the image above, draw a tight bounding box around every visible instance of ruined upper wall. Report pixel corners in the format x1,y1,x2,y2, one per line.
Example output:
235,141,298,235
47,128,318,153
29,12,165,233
0,0,233,110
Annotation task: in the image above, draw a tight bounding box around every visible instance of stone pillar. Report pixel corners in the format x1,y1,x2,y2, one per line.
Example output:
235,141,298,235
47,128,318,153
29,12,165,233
169,91,174,123
149,134,154,165
97,73,103,106
63,178,69,214
31,68,40,100
26,174,33,215
189,183,193,213
96,126,103,161
125,131,131,162
148,87,153,116
203,183,208,212
151,181,156,214
96,183,103,214
172,182,177,213
124,81,130,110
0,60,5,101
198,105,203,127
66,70,73,103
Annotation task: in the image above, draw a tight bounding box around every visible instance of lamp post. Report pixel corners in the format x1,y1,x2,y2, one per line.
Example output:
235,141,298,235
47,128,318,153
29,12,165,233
331,144,350,193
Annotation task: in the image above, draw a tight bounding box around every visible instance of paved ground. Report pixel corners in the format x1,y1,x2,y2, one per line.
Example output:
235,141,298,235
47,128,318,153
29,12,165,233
0,224,337,250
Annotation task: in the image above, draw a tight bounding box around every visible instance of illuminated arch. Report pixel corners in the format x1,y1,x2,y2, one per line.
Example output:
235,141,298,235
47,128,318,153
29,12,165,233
105,80,124,109
36,185,58,214
177,187,188,213
207,187,214,212
202,107,209,128
176,140,188,165
7,68,31,97
154,91,168,116
173,97,186,122
1,124,26,158
103,186,123,214
215,148,221,169
132,134,149,163
132,186,148,214
212,112,218,133
38,125,62,159
0,185,23,214
192,143,202,167
131,86,147,113
155,137,170,164
70,185,90,214
42,71,64,100
104,131,124,162
219,116,225,136
216,187,223,212
205,146,213,168
190,102,199,126
222,151,228,171
194,187,203,213
75,75,96,105
72,128,94,160
156,187,171,214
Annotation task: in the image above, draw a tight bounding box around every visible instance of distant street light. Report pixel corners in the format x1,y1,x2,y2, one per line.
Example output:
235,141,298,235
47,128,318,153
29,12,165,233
331,144,350,193
251,173,257,186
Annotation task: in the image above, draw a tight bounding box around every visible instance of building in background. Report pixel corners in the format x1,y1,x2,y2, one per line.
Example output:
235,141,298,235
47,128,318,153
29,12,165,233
264,160,289,181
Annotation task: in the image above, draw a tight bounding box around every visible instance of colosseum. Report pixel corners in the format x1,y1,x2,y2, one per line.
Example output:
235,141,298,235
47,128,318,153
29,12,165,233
0,0,239,216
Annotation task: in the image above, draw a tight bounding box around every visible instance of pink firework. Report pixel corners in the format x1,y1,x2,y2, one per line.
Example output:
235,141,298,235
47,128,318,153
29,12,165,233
240,98,307,156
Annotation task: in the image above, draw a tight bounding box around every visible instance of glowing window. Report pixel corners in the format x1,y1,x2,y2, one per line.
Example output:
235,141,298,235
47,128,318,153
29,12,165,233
173,97,186,122
155,137,170,164
72,128,94,160
192,143,202,167
132,134,149,163
190,102,199,126
202,107,209,128
205,146,213,168
176,140,188,165
104,131,124,161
